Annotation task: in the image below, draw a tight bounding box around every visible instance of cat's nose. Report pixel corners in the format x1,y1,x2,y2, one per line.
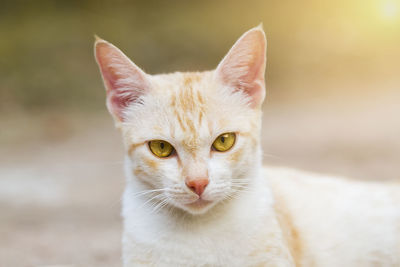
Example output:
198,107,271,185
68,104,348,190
185,178,209,196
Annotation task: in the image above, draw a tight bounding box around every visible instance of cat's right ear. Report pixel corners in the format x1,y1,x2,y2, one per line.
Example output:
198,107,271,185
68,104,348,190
94,37,150,123
215,26,267,108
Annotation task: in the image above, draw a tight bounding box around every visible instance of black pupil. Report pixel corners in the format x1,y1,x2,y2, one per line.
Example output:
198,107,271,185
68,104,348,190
160,142,165,149
221,136,225,143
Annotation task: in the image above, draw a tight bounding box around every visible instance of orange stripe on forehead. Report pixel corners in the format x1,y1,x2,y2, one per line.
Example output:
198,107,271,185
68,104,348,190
183,73,201,86
179,84,195,113
196,90,205,105
186,118,196,135
175,111,187,132
170,75,206,133
179,73,205,114
167,73,210,157
198,112,203,125
170,93,176,107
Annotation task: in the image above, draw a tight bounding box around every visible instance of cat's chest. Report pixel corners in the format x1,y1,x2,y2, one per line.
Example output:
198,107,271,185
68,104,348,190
124,227,257,266
122,208,293,267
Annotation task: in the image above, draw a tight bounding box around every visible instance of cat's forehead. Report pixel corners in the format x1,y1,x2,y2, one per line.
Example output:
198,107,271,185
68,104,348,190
150,72,216,153
150,71,215,126
151,71,211,96
123,70,258,155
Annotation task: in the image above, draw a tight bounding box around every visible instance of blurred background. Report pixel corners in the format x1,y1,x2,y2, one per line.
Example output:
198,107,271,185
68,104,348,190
0,0,399,266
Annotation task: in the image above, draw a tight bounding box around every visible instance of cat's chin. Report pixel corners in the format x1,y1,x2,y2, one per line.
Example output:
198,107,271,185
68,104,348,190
180,199,216,215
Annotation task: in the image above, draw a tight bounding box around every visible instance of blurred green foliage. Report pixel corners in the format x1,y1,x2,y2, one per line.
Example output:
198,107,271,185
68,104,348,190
0,0,261,111
1,0,399,112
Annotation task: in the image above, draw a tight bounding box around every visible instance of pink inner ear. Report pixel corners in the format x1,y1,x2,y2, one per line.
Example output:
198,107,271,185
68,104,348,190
107,89,142,121
95,40,149,121
216,27,267,107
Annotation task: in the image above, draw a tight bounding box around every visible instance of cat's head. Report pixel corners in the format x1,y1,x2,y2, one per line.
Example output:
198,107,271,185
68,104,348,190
95,26,266,215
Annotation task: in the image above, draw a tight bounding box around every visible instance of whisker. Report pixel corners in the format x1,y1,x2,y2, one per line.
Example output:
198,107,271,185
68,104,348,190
139,193,165,209
130,188,169,198
150,198,170,214
262,152,282,160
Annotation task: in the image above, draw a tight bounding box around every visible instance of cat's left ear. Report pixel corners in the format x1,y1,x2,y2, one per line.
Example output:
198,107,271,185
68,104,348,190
94,37,150,124
215,26,267,108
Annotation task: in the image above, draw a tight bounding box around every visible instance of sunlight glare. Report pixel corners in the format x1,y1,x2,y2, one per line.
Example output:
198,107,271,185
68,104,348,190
382,1,398,20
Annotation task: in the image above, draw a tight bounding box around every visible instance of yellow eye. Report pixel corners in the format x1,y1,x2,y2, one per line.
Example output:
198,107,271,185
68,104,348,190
149,140,174,158
212,133,236,152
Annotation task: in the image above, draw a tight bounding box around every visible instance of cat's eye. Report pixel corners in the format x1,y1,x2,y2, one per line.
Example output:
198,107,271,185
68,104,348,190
212,133,236,152
149,140,175,158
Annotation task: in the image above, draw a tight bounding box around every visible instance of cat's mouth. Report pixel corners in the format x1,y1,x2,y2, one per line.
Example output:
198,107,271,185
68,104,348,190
185,199,212,210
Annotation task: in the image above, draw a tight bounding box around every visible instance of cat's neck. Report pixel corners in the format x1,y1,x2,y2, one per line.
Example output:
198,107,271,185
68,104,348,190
122,165,295,266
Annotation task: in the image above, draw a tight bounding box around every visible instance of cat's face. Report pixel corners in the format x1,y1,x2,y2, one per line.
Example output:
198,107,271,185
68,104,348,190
95,26,266,215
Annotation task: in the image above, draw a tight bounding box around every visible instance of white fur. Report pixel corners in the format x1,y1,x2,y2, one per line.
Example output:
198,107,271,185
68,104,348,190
122,165,294,267
267,167,400,267
94,27,400,267
122,165,400,266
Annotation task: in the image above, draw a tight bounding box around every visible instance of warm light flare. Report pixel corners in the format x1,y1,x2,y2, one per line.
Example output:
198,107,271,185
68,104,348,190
382,1,398,20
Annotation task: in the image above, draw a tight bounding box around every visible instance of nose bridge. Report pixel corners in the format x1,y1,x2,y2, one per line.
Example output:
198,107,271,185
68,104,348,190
183,156,209,197
183,157,208,179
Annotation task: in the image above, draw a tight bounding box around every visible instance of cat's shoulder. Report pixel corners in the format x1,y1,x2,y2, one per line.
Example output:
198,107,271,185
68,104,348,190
262,165,399,189
260,167,400,266
261,165,400,207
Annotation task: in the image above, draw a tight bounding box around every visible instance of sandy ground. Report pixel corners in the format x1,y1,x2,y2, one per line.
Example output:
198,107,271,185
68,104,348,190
0,89,399,267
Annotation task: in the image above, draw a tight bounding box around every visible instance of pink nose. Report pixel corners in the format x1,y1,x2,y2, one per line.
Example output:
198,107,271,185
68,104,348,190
185,178,209,196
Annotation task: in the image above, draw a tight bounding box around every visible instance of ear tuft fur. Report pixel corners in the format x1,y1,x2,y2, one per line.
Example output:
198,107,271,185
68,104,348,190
215,26,267,108
94,40,150,122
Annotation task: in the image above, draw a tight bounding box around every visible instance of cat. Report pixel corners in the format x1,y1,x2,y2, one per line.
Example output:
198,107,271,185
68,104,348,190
94,26,400,266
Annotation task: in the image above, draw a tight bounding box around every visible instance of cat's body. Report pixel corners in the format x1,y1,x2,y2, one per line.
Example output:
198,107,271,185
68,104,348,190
268,168,400,267
94,26,400,266
122,166,400,267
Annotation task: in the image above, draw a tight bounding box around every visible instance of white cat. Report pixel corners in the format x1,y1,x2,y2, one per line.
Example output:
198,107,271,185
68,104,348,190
94,26,400,266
